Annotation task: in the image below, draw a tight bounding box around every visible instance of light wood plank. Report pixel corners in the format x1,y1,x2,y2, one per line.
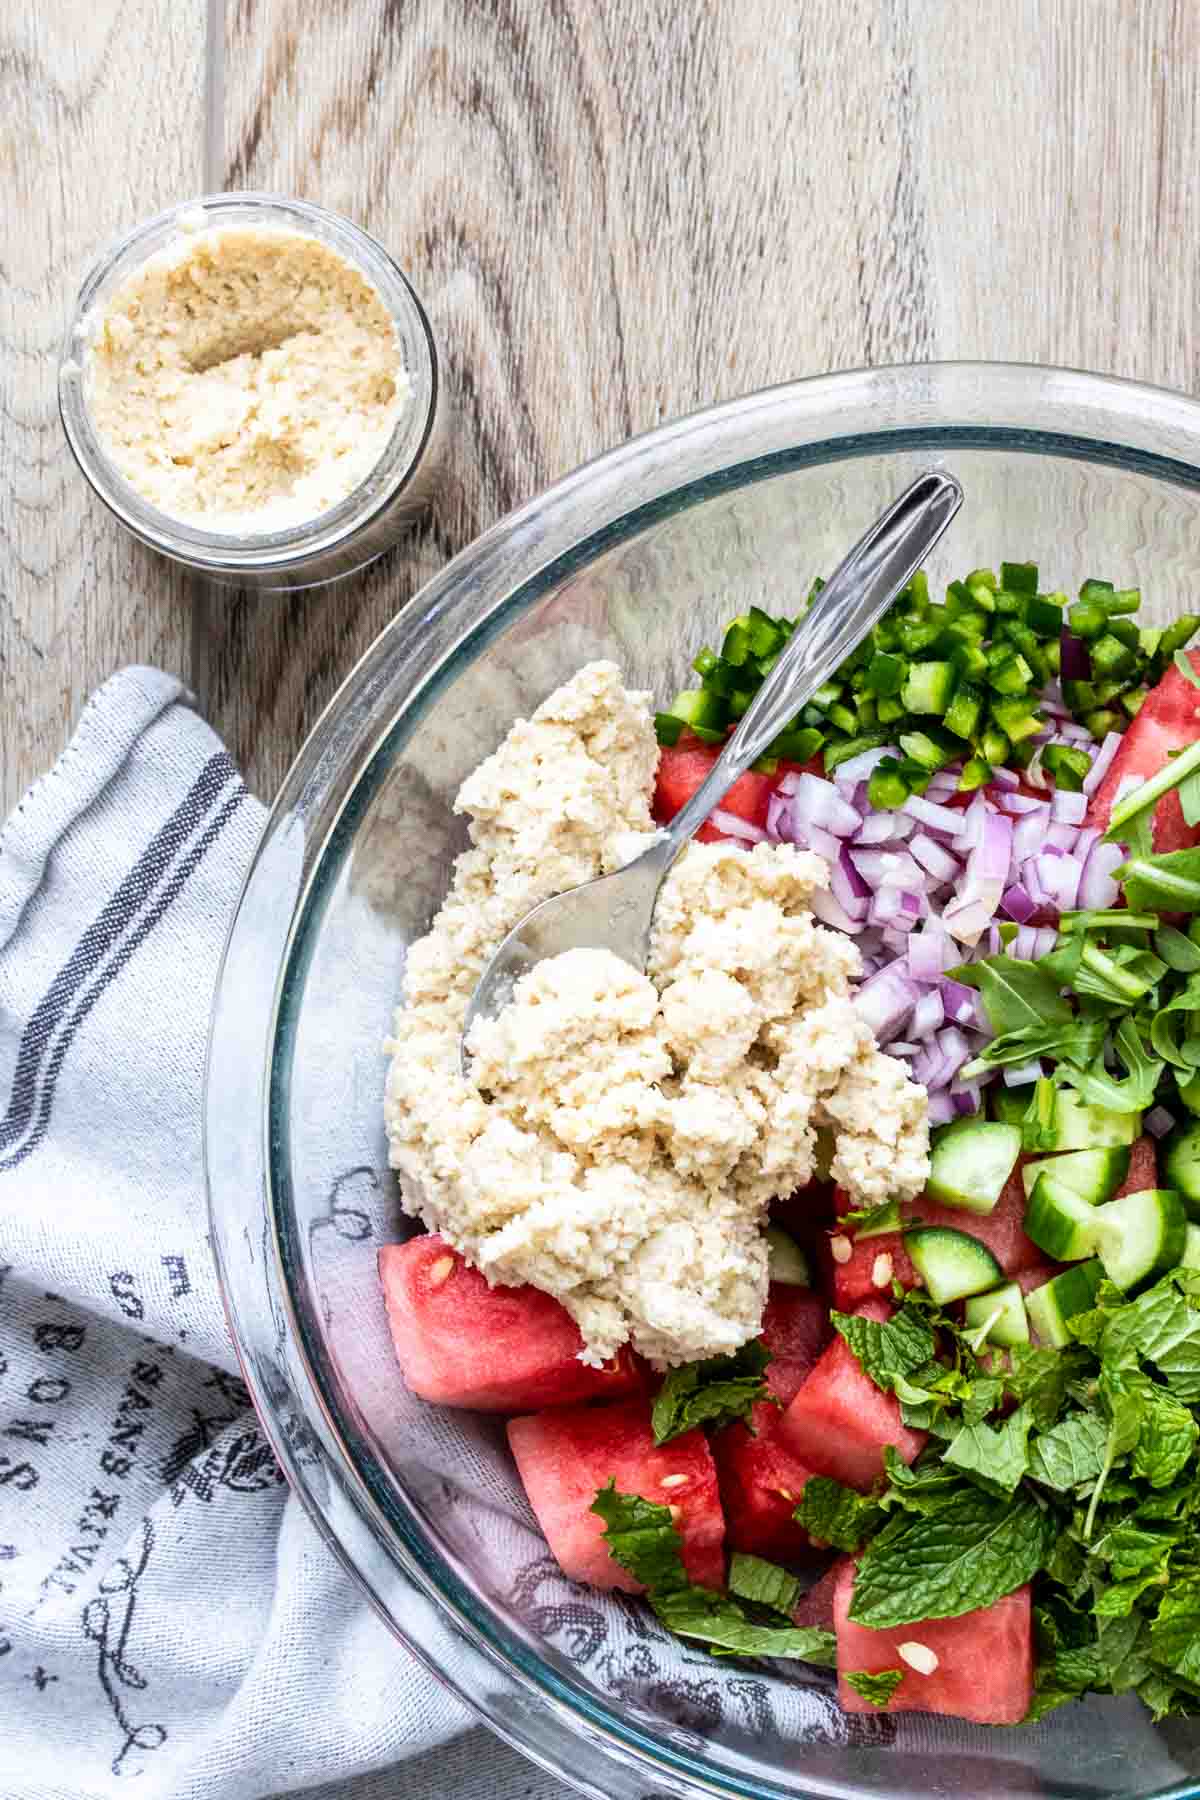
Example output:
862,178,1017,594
0,1,206,815
210,0,940,795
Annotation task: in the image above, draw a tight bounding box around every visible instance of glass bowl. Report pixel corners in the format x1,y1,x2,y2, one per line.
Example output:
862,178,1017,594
206,362,1200,1800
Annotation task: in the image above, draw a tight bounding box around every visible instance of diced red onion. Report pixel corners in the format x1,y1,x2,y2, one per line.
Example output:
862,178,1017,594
912,990,945,1037
996,792,1045,816
792,773,862,839
1012,807,1051,864
766,791,791,839
909,832,961,882
937,1025,972,1079
952,1083,984,1116
927,1089,959,1125
1003,1059,1044,1087
810,885,866,934
1078,840,1125,910
943,810,1014,945
833,746,901,786
904,794,965,834
854,963,918,1040
854,811,910,845
1010,926,1042,960
908,918,956,979
1082,731,1123,798
1000,883,1038,924
869,888,902,926
1146,1105,1176,1139
938,976,986,1032
711,808,769,843
776,770,802,797
1033,852,1081,912
831,847,871,922
990,766,1020,790
1051,790,1088,826
1045,822,1080,852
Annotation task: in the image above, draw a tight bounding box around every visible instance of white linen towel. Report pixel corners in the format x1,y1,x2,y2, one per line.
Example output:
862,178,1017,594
0,668,571,1800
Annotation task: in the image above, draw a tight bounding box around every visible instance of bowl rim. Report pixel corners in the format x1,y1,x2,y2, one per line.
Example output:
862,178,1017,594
206,359,1200,1800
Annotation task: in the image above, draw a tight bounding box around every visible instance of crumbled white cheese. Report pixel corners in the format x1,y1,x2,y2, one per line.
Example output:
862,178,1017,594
384,661,930,1368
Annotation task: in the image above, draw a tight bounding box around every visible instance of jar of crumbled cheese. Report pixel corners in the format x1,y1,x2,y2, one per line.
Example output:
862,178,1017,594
58,194,443,589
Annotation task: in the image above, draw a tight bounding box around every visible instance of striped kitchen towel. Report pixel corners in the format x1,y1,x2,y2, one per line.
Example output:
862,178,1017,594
0,669,572,1800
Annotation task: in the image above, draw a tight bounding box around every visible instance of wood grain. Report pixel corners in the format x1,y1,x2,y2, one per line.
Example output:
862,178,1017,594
0,1,206,816
5,0,1200,808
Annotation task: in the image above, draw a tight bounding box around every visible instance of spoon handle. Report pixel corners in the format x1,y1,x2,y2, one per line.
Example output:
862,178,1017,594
658,469,964,858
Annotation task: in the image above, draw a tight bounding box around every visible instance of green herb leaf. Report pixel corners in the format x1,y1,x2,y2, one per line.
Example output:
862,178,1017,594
652,1585,838,1664
841,1196,905,1238
942,1404,1031,1495
828,1302,935,1395
794,1477,885,1551
1149,1574,1200,1685
1130,1386,1198,1490
849,1487,1056,1629
651,1340,773,1444
967,956,1074,1037
1060,1017,1164,1113
728,1552,802,1616
591,1481,689,1593
1027,1413,1109,1492
1119,847,1200,915
843,1668,904,1708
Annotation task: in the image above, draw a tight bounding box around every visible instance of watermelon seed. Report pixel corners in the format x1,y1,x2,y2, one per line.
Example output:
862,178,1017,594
897,1641,939,1675
660,1474,688,1489
428,1254,456,1287
830,1234,852,1264
871,1252,894,1289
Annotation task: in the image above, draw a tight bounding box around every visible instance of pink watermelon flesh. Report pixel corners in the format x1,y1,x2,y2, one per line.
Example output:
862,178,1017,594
780,1298,927,1491
377,1236,643,1411
1087,648,1200,852
507,1397,725,1592
760,1284,833,1405
791,1556,852,1634
821,1169,1046,1311
834,1557,1034,1724
714,1400,817,1562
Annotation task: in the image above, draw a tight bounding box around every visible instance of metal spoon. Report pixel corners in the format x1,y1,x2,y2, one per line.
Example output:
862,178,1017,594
461,469,963,1068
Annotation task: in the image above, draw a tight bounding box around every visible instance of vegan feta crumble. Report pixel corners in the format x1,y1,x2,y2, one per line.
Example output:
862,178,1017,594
384,662,929,1368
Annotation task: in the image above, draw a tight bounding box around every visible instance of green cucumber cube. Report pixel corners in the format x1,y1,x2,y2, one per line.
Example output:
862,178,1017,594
927,1119,1021,1216
963,1281,1029,1348
1024,1261,1104,1348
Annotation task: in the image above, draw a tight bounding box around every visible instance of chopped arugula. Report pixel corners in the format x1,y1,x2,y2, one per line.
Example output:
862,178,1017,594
651,1340,773,1444
590,1482,835,1665
843,1668,904,1707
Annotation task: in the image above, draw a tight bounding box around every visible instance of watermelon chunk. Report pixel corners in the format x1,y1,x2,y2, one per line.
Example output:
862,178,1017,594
780,1298,927,1491
654,737,776,843
820,1173,1045,1310
1120,1133,1158,1197
713,1400,817,1561
378,1237,642,1412
760,1283,833,1405
791,1556,849,1634
833,1558,1034,1724
507,1397,725,1592
1086,649,1200,853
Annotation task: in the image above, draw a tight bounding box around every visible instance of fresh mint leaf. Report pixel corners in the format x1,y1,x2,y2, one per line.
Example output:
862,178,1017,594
942,1404,1031,1495
849,1487,1056,1629
1149,1574,1200,1685
1027,1413,1109,1492
1130,1386,1198,1489
728,1552,801,1616
794,1477,884,1551
1099,1274,1200,1368
593,1483,837,1665
1097,1609,1154,1692
1092,1520,1173,1582
1139,1670,1189,1721
651,1340,773,1445
960,1375,1006,1428
591,1481,688,1592
843,1668,903,1707
828,1302,935,1396
1094,1571,1171,1618
652,1584,838,1664
880,1447,965,1512
1005,1343,1085,1430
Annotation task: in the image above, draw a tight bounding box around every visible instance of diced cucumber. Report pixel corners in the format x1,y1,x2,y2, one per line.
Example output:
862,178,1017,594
668,688,728,732
1024,1174,1105,1262
1093,1188,1187,1293
1178,1074,1200,1118
1025,1261,1105,1348
903,1227,1003,1304
926,1119,1021,1216
1024,1086,1140,1152
1020,1146,1130,1207
1163,1121,1200,1221
765,1228,811,1287
963,1281,1029,1349
1180,1223,1200,1271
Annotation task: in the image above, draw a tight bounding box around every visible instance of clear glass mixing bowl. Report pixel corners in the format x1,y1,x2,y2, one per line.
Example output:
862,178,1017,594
206,362,1200,1800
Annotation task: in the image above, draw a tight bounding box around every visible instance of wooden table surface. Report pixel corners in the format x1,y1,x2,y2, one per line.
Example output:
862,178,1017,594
4,0,1199,815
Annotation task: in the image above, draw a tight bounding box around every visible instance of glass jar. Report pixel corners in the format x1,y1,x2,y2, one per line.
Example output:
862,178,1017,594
58,193,443,591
